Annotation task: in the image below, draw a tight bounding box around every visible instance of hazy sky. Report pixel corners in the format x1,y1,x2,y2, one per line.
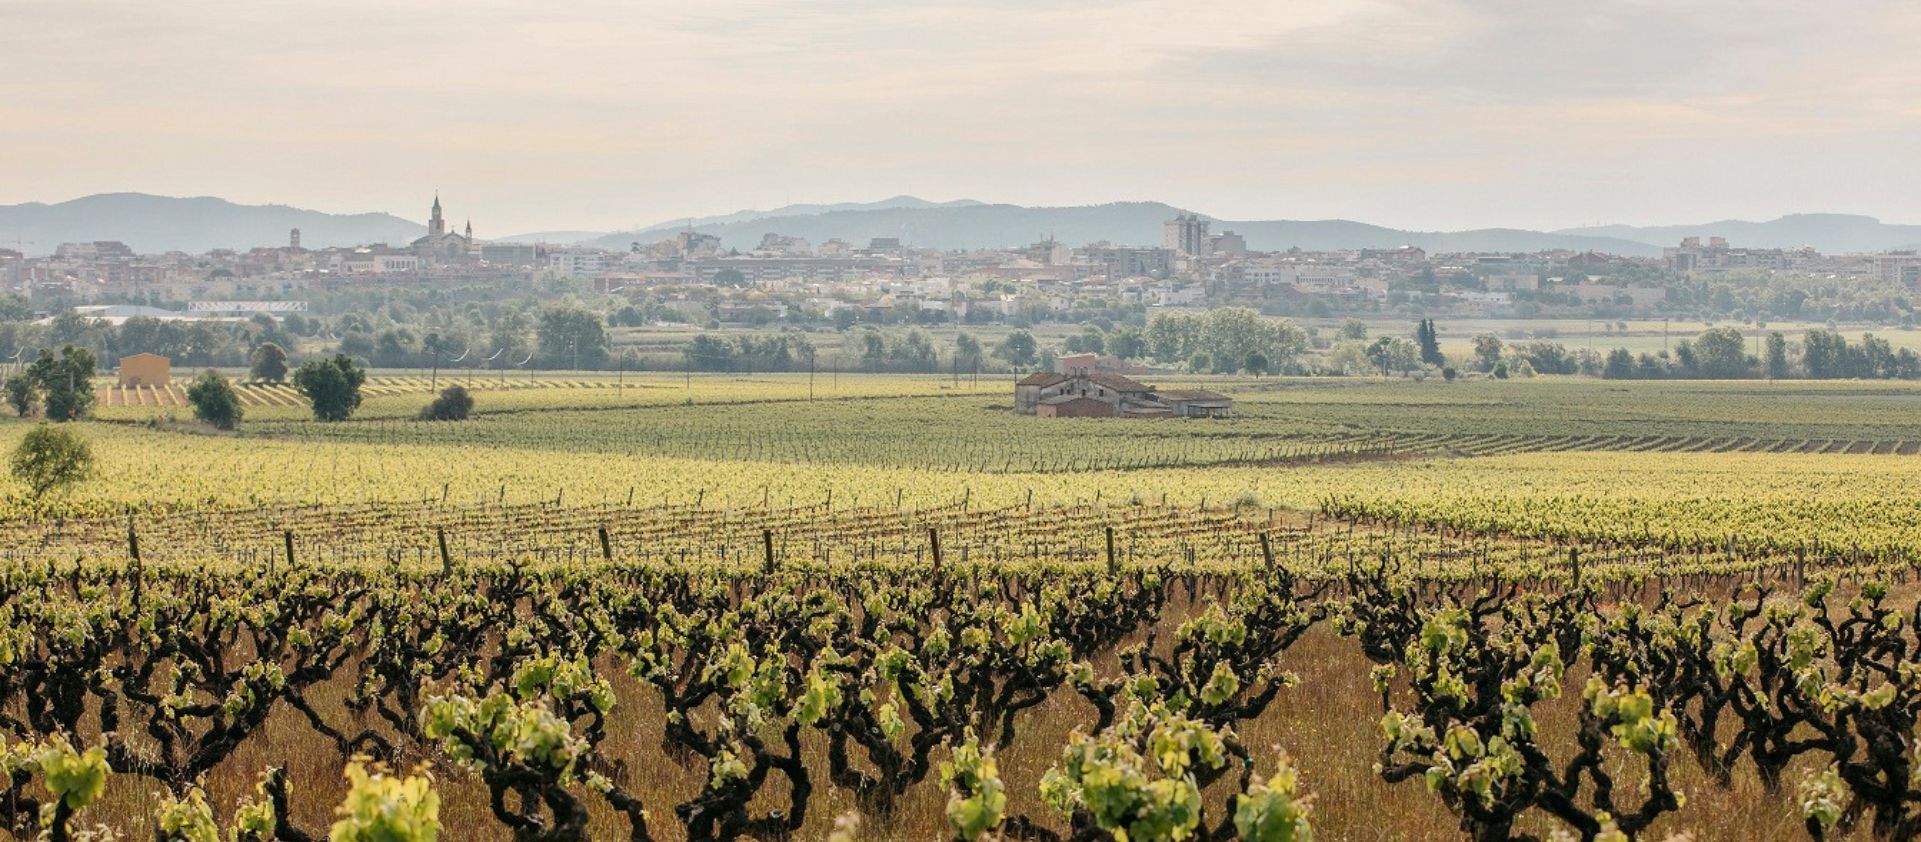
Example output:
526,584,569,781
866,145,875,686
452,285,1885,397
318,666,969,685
2,0,1917,234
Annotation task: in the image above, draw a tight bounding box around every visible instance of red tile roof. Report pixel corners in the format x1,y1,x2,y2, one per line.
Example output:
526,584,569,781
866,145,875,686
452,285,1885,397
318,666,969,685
1016,372,1069,386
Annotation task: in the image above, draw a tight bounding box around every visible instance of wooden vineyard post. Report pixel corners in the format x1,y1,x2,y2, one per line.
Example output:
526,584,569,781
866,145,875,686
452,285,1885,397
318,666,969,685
929,528,942,572
1569,547,1582,590
1106,526,1117,575
763,529,776,575
126,513,141,565
435,527,453,572
283,530,296,570
1260,531,1275,572
598,525,613,562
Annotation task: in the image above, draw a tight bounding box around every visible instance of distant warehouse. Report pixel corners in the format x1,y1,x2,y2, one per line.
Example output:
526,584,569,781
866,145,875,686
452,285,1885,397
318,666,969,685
1015,372,1231,419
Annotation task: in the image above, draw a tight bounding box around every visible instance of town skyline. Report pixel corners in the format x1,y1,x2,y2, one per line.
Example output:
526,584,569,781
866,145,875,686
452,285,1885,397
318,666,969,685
7,189,1921,260
3,1,1918,235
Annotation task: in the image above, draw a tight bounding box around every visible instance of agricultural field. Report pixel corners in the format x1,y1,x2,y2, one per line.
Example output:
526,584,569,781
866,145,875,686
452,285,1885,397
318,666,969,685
2,373,1919,841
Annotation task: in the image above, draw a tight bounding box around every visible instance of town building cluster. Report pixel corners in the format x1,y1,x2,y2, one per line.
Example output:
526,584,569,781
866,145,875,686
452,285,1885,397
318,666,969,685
3,199,1919,327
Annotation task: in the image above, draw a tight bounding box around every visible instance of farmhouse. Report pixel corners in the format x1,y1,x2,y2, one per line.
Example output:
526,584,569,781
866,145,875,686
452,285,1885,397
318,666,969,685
117,353,171,387
1015,371,1229,419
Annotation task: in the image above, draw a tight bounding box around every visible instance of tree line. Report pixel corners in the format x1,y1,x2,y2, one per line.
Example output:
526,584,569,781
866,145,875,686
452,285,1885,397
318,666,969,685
1602,328,1921,381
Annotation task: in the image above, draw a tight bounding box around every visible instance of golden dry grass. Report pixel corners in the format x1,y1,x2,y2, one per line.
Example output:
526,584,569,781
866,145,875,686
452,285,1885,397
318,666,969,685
15,612,1869,842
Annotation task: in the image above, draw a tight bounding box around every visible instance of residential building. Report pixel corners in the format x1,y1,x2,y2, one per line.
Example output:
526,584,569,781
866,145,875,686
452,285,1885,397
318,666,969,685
1872,252,1921,287
1163,214,1210,257
547,248,605,279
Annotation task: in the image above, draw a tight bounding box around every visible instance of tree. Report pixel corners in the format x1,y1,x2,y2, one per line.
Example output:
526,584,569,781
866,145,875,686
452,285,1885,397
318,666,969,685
1339,319,1369,341
11,423,92,496
26,346,96,422
1602,348,1636,380
1365,336,1418,376
294,354,367,422
1765,332,1790,380
1243,351,1270,375
994,330,1037,368
1471,334,1504,372
419,385,474,421
860,331,887,372
891,329,938,372
250,342,290,383
1801,329,1846,379
186,370,244,430
4,374,34,417
535,306,610,369
954,333,984,374
713,268,748,287
1064,326,1105,354
1415,319,1445,367
1693,327,1749,379
1107,325,1146,359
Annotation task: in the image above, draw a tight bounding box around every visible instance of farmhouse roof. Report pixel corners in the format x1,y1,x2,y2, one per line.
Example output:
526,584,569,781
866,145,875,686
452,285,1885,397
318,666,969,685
1154,389,1230,402
1085,373,1151,392
1017,372,1069,386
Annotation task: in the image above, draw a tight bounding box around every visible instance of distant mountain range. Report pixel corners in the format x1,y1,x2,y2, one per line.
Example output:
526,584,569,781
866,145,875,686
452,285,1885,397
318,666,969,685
5,193,1919,258
496,195,986,244
1555,214,1921,253
0,193,422,256
563,200,1667,256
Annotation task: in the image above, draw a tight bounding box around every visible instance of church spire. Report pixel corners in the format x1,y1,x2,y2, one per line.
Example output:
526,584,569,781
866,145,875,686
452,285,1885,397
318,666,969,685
428,192,445,237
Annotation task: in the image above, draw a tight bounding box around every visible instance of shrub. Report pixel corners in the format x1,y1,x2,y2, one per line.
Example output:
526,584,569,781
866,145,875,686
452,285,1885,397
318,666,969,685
418,385,474,421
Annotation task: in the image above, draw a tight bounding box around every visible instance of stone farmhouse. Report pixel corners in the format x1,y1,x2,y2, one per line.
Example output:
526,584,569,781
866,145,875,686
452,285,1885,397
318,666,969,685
1014,371,1231,419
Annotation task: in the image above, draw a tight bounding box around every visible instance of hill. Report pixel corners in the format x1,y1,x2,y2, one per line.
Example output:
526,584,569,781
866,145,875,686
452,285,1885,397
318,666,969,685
584,201,1662,256
1555,213,1921,254
0,193,423,255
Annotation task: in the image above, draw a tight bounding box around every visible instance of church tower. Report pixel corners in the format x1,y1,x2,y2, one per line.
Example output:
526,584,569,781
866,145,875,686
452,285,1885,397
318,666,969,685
464,219,473,241
428,193,446,237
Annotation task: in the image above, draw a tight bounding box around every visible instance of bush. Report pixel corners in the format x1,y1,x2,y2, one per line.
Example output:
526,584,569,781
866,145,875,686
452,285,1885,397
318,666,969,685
294,354,367,422
11,423,93,496
186,369,244,430
418,385,474,421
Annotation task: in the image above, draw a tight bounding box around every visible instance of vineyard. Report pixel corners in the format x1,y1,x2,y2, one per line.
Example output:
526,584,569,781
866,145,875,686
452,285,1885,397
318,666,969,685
2,374,1919,840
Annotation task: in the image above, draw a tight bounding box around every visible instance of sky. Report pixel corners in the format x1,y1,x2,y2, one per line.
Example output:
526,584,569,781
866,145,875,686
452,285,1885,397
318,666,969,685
1,0,1917,235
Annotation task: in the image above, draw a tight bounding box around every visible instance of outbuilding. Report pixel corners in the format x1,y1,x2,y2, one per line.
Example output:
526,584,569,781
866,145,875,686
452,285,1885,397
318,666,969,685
1035,395,1114,418
117,353,171,387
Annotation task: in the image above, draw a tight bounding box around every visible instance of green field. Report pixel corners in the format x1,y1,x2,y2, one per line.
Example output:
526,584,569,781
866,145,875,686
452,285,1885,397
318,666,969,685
7,371,1919,842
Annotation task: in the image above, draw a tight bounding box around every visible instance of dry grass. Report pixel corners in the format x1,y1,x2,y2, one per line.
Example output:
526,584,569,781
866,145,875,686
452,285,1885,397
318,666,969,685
13,619,1868,842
